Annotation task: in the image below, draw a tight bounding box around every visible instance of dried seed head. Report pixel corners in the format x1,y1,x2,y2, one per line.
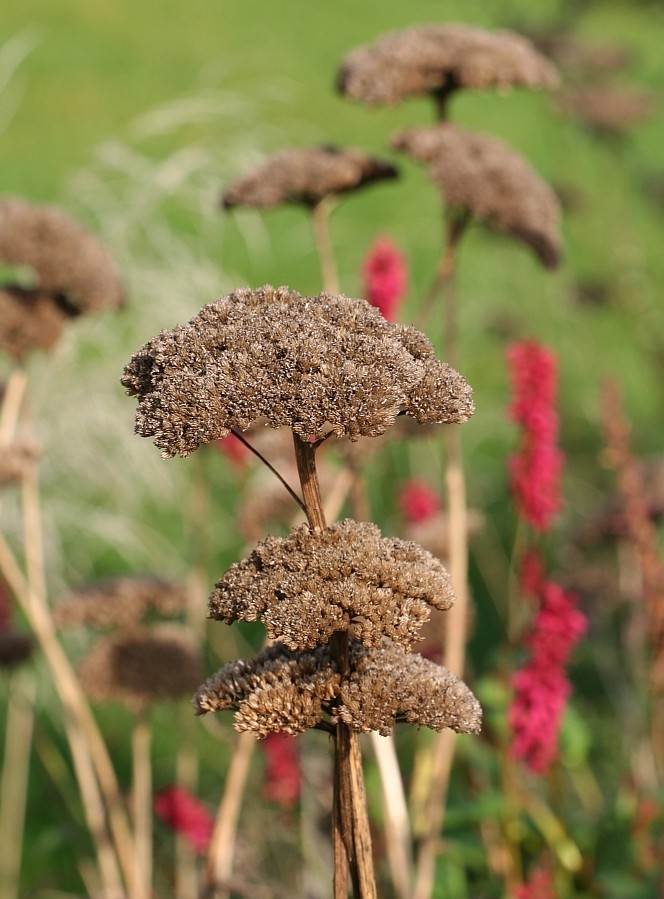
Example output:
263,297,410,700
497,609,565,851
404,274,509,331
338,23,559,107
0,287,68,361
338,641,482,736
558,86,655,136
392,124,561,268
79,624,203,709
194,640,481,738
0,440,39,488
209,519,455,650
55,577,190,631
222,146,397,209
0,631,33,668
0,198,125,315
121,286,474,458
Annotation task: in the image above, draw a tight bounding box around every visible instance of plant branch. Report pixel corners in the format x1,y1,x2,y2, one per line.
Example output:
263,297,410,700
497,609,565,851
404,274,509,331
230,428,306,516
311,198,339,294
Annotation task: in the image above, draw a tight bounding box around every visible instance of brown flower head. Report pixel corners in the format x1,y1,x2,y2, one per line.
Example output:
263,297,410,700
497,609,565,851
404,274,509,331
0,631,33,668
208,519,455,650
222,146,397,209
55,577,190,631
0,198,125,359
391,124,561,268
193,640,481,738
337,23,559,108
79,624,203,709
0,440,39,489
121,285,474,458
558,86,655,137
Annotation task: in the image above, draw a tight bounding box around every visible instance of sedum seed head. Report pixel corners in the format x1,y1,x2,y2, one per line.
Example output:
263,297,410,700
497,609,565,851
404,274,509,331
392,124,561,268
337,23,559,107
208,519,455,651
222,145,397,209
0,631,33,668
0,440,39,489
193,640,481,738
122,286,473,458
55,576,190,631
0,288,68,360
79,624,203,709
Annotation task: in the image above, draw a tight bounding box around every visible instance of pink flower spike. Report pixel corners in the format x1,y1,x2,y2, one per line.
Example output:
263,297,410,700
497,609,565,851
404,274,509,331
154,785,214,855
216,432,250,467
362,236,407,321
515,866,556,899
398,480,442,524
261,732,301,808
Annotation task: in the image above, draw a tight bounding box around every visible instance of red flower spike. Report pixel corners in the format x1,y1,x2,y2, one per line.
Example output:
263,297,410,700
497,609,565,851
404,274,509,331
154,785,214,855
362,236,407,321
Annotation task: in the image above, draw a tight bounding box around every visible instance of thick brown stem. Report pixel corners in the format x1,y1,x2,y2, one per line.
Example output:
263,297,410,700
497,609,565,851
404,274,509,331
292,433,376,899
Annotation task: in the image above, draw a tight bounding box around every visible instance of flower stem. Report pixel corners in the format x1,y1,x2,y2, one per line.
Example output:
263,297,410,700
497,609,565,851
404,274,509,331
311,198,340,295
292,433,376,899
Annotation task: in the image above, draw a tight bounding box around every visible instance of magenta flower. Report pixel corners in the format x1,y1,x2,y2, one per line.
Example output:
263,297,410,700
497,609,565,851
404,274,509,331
261,732,301,807
515,866,556,899
154,785,214,854
509,571,587,774
362,235,407,321
508,340,562,532
398,480,442,523
216,432,250,467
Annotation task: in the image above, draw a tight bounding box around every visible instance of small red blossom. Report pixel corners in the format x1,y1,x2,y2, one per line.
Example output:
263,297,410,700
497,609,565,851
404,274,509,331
216,432,250,467
515,866,556,899
261,733,301,808
509,575,587,774
508,340,563,532
398,481,442,524
154,786,214,855
362,236,407,321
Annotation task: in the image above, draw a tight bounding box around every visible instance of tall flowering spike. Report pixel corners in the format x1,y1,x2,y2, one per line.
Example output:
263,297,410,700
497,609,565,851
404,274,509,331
509,573,587,774
515,866,556,899
507,340,563,531
222,146,398,209
0,197,125,360
55,576,190,631
78,624,204,710
154,786,214,855
208,519,455,651
398,480,442,524
193,640,481,739
261,733,301,808
362,236,407,320
121,286,474,458
337,23,559,107
392,125,562,269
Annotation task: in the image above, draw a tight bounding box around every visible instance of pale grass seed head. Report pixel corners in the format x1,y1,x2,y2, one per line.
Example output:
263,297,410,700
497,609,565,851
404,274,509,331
193,639,481,738
337,23,559,107
208,519,455,651
222,145,398,209
121,285,474,458
391,124,562,268
55,576,190,631
79,624,203,710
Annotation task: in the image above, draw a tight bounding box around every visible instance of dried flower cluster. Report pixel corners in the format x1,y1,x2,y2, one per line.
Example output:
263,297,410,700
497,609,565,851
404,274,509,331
121,286,474,458
0,440,39,488
79,624,203,709
208,519,454,650
0,198,125,359
194,639,481,738
55,576,190,630
222,146,397,209
337,23,559,106
392,124,561,268
559,86,655,136
507,340,562,531
361,236,407,321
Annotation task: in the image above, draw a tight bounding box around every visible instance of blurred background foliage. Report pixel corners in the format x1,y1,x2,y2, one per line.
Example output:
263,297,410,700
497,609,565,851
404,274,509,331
1,0,663,896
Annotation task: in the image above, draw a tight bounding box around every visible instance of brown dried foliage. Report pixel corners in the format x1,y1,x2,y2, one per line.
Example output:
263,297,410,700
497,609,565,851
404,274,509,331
0,288,68,360
222,145,397,209
208,519,455,650
337,23,559,107
55,576,190,631
194,640,481,738
79,625,203,708
392,124,561,268
122,285,474,458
